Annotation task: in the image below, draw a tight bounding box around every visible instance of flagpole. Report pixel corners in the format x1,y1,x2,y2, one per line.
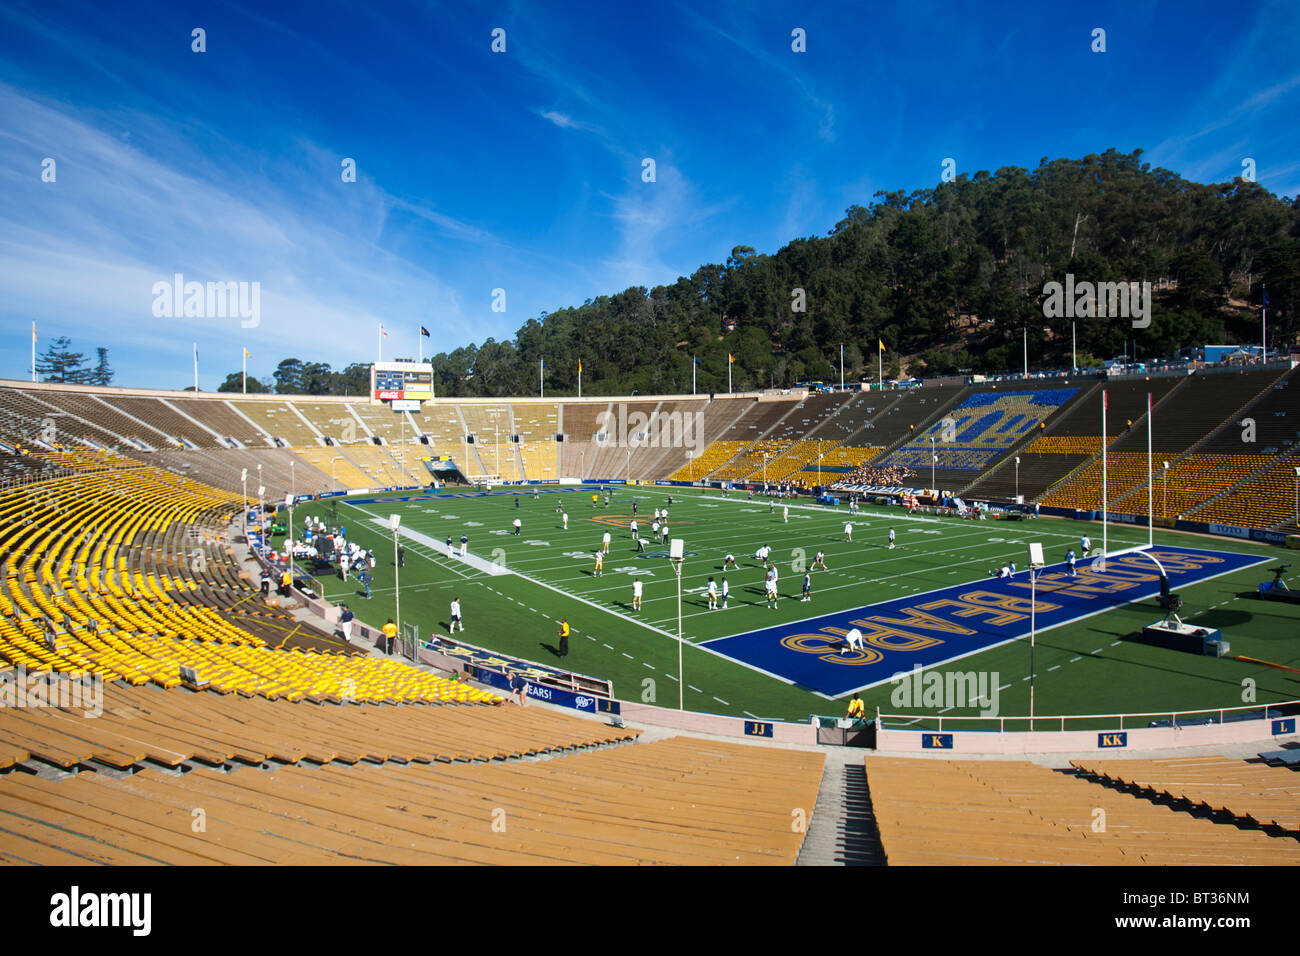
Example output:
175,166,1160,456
31,322,36,383
418,325,422,364
578,360,582,399
840,343,845,391
728,357,732,395
878,344,883,390
692,356,696,396
193,343,198,392
242,349,247,395
540,359,544,398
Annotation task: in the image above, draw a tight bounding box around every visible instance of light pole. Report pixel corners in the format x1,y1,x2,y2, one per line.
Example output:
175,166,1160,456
285,493,295,584
763,453,769,490
817,439,822,489
670,538,684,709
256,463,263,517
240,467,247,531
1027,542,1044,730
626,449,631,484
1014,456,1020,503
1294,468,1300,527
389,513,402,656
930,436,936,489
331,456,342,491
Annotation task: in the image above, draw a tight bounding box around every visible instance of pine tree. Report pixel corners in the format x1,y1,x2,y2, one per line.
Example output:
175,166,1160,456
36,337,88,384
89,347,114,386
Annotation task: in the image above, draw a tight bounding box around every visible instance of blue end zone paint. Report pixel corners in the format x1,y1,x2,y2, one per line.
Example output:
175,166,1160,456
700,546,1269,698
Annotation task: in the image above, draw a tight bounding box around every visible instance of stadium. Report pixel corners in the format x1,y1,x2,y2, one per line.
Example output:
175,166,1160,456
2,361,1299,868
3,1,1299,897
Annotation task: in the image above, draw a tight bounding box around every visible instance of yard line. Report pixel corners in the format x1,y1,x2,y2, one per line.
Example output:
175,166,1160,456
1048,665,1061,671
642,662,655,669
713,696,730,705
688,684,702,693
621,652,634,659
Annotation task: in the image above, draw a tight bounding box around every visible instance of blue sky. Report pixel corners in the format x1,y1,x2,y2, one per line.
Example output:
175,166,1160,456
1,0,1297,390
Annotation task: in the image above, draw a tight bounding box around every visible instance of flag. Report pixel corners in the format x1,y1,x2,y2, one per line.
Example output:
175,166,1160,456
1263,287,1270,307
244,348,253,360
32,323,36,344
380,324,388,338
879,340,885,352
578,359,582,373
728,353,735,364
420,326,431,337
694,356,702,365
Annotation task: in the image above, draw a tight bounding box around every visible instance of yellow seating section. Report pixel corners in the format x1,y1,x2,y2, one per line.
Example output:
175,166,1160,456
0,458,497,704
668,441,747,481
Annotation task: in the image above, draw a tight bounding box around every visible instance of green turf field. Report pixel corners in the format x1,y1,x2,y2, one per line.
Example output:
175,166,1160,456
276,485,1300,724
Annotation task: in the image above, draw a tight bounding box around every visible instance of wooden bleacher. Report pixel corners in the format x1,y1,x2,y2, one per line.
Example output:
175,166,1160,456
0,735,821,865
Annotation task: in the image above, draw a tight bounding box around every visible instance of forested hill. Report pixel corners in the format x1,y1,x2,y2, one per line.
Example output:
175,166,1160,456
248,148,1300,397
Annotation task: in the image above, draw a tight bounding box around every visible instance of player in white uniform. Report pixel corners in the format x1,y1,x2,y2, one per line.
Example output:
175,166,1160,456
602,531,611,554
764,569,779,609
842,628,864,654
706,577,718,610
1080,535,1092,557
782,505,789,524
562,511,569,530
845,522,854,542
720,577,729,608
632,577,643,610
888,527,896,549
723,553,737,570
449,598,464,633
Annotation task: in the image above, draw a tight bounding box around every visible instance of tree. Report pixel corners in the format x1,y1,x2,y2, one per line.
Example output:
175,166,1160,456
88,347,114,386
36,336,88,384
273,358,307,394
218,372,270,393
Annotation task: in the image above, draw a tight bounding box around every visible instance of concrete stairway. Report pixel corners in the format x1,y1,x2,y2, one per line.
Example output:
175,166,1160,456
795,751,886,865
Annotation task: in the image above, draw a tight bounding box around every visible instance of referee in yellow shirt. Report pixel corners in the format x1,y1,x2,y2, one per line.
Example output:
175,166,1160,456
557,619,570,659
382,618,398,655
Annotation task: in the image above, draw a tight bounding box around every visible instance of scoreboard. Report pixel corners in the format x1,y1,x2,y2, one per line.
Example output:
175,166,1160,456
372,362,433,401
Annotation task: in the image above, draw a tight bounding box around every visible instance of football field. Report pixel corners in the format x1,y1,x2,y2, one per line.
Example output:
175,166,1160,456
286,485,1300,723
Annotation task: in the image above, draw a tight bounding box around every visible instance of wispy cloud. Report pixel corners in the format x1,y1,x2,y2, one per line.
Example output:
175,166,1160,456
535,108,605,138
